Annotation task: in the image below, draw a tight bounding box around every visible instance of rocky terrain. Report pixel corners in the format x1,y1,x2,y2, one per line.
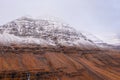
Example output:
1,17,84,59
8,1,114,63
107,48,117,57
0,17,120,80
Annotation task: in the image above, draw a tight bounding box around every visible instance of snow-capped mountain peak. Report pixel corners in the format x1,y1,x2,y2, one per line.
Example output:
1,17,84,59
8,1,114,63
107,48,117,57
0,17,98,49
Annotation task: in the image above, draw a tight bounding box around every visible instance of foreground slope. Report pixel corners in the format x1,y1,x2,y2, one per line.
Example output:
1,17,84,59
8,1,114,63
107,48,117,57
0,46,120,80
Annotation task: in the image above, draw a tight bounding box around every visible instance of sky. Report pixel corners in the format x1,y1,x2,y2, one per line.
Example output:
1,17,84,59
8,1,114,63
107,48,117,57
0,0,120,44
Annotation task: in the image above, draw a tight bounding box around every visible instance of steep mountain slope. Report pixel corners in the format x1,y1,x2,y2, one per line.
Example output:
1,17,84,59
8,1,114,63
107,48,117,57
0,17,98,50
81,31,120,49
81,31,110,48
80,31,104,44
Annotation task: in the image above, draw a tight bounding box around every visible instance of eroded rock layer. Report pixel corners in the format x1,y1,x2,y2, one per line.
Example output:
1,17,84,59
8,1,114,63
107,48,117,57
0,46,120,80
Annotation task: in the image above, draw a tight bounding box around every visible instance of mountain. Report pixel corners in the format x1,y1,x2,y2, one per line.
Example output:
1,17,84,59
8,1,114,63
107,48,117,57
0,17,98,50
0,17,120,80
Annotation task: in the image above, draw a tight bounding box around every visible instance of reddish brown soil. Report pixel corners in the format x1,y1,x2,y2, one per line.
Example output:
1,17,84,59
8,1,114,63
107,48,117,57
0,46,120,80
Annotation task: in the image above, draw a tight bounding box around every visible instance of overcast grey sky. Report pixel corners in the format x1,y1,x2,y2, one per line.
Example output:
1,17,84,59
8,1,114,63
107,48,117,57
0,0,120,44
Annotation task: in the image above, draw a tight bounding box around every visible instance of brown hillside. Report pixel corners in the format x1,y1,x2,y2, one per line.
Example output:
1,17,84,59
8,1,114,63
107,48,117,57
0,45,120,80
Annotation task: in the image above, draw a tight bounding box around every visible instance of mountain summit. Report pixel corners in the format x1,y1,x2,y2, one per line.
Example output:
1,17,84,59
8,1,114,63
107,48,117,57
0,17,97,49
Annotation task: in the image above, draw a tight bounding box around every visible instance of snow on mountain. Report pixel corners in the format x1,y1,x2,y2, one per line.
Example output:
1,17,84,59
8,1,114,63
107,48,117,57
80,31,120,49
0,17,98,49
80,31,104,44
